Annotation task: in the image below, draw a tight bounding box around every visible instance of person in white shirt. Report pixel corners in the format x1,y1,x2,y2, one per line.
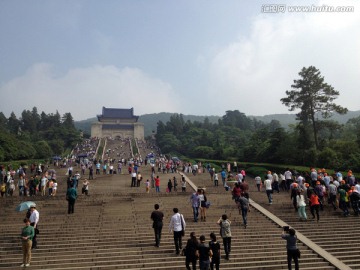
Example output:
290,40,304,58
355,181,360,193
284,169,292,191
40,176,48,196
181,177,187,192
214,173,219,187
264,176,273,204
279,173,286,191
237,173,243,183
192,164,198,175
296,175,304,185
272,172,280,193
52,181,58,196
29,205,39,249
169,208,186,255
131,171,137,187
18,175,26,196
296,190,307,221
67,166,73,177
255,176,262,191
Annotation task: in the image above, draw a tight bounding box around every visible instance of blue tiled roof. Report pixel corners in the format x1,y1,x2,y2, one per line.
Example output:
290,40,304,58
97,107,139,121
103,107,134,118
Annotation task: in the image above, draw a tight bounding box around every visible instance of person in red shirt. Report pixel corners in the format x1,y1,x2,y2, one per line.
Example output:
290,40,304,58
155,176,160,193
232,183,242,201
309,191,320,222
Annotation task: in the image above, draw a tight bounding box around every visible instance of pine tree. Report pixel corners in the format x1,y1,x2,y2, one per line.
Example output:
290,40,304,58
281,66,347,150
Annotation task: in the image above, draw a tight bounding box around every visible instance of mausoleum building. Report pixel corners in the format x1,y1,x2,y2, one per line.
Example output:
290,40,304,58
91,107,144,140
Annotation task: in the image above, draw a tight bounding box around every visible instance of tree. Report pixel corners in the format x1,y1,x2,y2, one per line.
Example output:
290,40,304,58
281,66,348,150
346,116,360,148
264,127,287,163
219,110,252,130
34,140,52,158
48,139,64,155
7,112,20,134
40,111,61,129
62,112,75,129
166,114,185,135
156,133,181,153
21,109,38,134
192,146,215,159
0,112,7,132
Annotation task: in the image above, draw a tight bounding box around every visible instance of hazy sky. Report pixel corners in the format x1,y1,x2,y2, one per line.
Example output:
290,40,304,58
1,0,359,120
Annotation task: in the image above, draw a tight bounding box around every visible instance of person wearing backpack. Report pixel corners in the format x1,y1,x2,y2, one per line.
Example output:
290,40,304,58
66,184,78,214
217,214,231,260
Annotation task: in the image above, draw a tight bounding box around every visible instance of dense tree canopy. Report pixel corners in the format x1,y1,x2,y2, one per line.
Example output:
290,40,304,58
156,109,360,171
0,107,81,161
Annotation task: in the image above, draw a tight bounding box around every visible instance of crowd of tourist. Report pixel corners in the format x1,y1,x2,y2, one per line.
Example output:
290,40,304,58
253,168,360,221
3,135,359,270
0,164,58,198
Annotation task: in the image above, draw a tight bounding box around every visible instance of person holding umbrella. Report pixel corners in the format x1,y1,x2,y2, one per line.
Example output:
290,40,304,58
20,218,34,267
28,205,39,249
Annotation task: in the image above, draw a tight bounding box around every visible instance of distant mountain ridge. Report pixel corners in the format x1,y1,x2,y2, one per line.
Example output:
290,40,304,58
249,110,360,127
75,110,360,137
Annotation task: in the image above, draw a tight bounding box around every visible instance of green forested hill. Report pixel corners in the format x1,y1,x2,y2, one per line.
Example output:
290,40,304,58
139,113,220,136
75,110,360,137
74,117,97,135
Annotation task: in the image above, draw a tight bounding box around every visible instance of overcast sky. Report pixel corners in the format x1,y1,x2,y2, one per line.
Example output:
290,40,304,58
1,0,359,121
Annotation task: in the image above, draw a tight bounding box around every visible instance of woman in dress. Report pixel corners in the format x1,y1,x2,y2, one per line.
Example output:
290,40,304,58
199,189,207,221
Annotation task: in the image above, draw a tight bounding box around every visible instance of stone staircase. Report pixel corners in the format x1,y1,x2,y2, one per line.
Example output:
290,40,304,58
0,157,355,269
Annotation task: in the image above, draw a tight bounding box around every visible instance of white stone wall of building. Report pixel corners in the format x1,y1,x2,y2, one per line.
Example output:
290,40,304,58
134,123,144,140
91,122,103,138
91,122,144,140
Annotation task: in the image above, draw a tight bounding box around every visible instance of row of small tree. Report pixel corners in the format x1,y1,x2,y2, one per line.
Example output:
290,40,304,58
0,108,82,161
155,66,360,171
